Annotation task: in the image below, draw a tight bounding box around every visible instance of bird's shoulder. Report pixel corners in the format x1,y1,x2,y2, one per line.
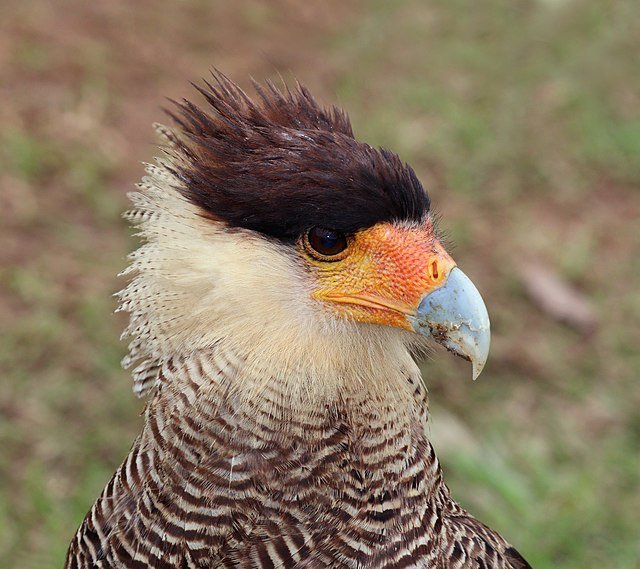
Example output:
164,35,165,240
441,508,532,569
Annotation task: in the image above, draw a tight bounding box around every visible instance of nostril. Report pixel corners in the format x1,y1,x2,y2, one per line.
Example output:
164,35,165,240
431,261,439,280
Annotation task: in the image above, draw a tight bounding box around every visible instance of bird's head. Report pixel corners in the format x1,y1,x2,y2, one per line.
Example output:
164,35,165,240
119,74,490,399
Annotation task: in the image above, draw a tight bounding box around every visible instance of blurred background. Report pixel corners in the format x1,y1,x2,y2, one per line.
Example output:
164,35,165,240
1,1,639,567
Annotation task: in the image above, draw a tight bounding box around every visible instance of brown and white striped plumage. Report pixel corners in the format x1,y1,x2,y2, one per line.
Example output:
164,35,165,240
66,75,531,568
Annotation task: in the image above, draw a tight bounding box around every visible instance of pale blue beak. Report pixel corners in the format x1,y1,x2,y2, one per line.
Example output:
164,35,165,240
410,267,490,380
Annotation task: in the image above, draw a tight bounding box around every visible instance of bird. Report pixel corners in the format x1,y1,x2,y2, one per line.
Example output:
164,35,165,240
65,72,532,569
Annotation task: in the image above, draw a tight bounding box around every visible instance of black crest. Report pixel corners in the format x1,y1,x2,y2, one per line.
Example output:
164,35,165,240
167,72,430,240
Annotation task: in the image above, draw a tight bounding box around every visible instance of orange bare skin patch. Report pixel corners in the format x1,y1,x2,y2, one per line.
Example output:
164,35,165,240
304,221,456,330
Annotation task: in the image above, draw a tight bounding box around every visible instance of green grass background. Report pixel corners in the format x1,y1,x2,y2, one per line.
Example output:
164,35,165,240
1,1,639,567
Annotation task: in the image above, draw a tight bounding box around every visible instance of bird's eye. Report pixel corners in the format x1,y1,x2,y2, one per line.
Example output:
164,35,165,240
304,227,349,261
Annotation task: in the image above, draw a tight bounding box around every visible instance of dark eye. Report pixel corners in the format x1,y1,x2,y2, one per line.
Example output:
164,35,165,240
304,227,349,260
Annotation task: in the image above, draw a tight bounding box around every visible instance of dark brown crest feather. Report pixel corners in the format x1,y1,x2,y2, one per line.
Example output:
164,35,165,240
168,71,430,240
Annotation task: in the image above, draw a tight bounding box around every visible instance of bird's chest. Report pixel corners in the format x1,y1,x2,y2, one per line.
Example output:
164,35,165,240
214,457,445,568
167,402,445,567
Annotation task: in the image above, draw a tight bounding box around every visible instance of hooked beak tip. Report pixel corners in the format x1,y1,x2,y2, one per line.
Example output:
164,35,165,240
412,267,491,380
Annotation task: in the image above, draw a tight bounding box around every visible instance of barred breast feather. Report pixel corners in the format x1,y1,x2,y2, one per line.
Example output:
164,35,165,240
66,347,529,568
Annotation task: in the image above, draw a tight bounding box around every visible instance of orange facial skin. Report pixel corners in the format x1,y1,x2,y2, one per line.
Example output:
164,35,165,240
305,221,457,330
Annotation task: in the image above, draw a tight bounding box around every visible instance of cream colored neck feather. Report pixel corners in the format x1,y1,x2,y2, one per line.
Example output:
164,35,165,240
118,151,424,410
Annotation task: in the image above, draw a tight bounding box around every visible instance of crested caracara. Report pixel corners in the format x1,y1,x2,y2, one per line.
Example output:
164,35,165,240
65,73,532,569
